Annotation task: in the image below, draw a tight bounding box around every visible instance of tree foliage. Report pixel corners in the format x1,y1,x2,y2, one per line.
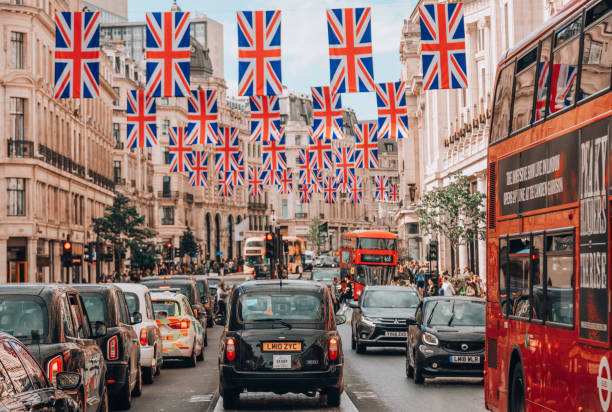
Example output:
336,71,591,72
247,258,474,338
415,172,486,273
309,216,324,252
92,193,156,272
180,227,199,258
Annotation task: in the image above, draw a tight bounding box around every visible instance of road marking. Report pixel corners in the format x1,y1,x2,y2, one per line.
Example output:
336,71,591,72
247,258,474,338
351,391,377,400
213,392,358,411
190,394,214,403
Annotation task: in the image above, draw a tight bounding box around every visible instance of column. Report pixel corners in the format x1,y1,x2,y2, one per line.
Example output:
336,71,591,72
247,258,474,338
0,238,7,283
27,237,37,283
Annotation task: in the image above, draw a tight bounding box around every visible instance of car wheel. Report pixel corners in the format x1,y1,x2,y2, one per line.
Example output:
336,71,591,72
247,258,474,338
204,329,208,347
356,340,366,354
115,370,132,410
326,387,341,407
155,352,162,376
207,317,213,328
351,333,356,350
197,344,204,362
413,351,424,384
143,365,154,385
98,387,109,412
185,343,197,368
405,350,414,378
222,391,239,409
510,363,526,412
132,363,142,397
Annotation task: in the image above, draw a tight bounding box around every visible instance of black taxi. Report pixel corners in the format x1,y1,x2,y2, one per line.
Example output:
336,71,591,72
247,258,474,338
218,280,345,409
0,284,107,411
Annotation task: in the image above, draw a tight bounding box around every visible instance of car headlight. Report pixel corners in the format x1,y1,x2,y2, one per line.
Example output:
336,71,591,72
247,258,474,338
422,332,439,346
361,316,379,327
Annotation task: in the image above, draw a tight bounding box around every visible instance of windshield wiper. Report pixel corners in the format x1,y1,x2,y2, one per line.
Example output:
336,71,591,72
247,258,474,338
247,318,293,329
447,301,456,326
426,302,438,327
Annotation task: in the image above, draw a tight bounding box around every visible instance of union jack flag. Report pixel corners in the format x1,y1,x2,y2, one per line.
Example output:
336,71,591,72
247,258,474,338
535,61,550,121
376,82,409,139
349,176,363,204
262,131,287,171
312,170,324,194
298,149,317,187
218,172,234,197
549,63,577,115
309,128,333,170
327,8,375,93
215,127,241,173
275,168,293,195
145,12,191,98
334,147,355,193
237,10,282,96
126,90,157,149
375,175,388,202
312,86,343,141
168,127,192,173
388,183,400,203
249,96,281,142
323,176,338,204
54,12,100,99
187,89,218,145
248,167,268,197
299,184,313,204
186,151,208,187
228,153,246,186
353,122,379,169
419,3,467,90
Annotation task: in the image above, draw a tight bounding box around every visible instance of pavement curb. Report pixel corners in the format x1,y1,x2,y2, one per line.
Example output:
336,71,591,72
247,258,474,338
206,391,220,412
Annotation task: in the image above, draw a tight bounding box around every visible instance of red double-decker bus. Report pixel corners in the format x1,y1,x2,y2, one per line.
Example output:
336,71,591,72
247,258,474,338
339,230,398,300
485,0,611,410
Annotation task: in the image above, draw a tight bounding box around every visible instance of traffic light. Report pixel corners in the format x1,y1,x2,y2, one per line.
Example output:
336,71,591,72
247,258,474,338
62,239,73,267
164,242,174,261
265,232,274,259
283,240,289,254
84,243,92,263
427,243,438,262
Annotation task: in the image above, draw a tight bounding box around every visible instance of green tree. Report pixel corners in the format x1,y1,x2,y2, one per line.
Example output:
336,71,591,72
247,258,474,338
180,227,199,259
92,193,156,273
130,241,158,271
309,216,324,253
415,172,486,275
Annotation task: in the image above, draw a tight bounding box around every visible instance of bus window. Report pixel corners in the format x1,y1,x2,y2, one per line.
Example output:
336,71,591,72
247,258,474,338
580,10,612,100
545,233,574,325
499,238,509,316
508,237,531,319
549,18,581,114
490,62,515,143
535,36,552,121
532,234,545,321
511,48,538,132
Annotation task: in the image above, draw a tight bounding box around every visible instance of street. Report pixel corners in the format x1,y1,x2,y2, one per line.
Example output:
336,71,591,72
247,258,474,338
130,274,485,412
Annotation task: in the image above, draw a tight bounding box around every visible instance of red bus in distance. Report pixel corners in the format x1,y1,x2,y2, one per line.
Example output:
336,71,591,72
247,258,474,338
485,0,611,410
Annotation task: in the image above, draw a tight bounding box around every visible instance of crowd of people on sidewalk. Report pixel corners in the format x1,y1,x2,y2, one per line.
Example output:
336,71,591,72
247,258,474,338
397,260,486,298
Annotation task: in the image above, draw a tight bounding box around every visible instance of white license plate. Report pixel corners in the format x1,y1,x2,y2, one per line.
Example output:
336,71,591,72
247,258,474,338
273,355,292,369
385,331,408,337
450,355,480,364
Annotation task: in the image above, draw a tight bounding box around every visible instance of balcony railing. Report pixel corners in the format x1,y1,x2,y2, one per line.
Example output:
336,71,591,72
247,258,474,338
161,218,175,225
8,139,34,158
158,191,179,199
114,142,124,150
295,212,308,219
248,201,267,211
184,193,194,202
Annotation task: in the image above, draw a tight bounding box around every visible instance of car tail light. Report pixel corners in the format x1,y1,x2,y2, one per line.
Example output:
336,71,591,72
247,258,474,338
47,355,63,384
168,319,190,330
140,328,148,346
226,338,236,362
181,319,190,329
329,338,339,361
107,336,119,360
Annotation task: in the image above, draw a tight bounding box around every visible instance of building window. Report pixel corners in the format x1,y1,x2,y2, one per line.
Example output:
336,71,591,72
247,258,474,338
162,119,170,135
10,97,25,141
408,223,419,234
10,32,24,69
160,98,169,106
7,178,26,216
282,199,288,218
385,143,394,152
280,114,287,125
580,12,612,101
163,147,170,165
112,87,120,106
113,161,122,185
161,206,174,225
10,0,24,5
162,176,171,195
295,135,301,146
113,123,121,146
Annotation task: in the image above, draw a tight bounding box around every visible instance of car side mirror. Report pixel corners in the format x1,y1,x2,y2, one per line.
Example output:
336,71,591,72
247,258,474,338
131,312,142,325
55,372,81,391
348,300,359,309
335,314,346,325
93,321,107,338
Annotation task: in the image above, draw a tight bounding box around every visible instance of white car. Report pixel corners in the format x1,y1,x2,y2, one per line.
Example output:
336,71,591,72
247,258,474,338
150,291,205,367
116,283,164,384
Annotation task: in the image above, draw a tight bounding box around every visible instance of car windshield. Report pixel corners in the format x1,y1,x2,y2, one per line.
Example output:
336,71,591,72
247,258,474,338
356,237,397,250
81,295,108,324
238,292,323,324
362,290,420,308
0,297,48,340
152,300,180,318
246,240,264,247
425,300,485,327
143,282,191,301
311,270,339,282
124,292,139,314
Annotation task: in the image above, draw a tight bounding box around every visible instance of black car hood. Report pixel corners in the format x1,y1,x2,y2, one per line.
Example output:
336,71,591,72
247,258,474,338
427,325,485,341
361,307,417,319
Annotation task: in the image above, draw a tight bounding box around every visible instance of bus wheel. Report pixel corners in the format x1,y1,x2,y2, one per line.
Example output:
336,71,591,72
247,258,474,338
510,363,525,412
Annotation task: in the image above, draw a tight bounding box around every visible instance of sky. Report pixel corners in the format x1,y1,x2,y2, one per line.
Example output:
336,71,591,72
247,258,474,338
128,0,418,121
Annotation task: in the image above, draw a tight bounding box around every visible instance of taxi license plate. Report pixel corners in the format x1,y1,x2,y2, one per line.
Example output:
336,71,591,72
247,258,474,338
385,331,408,338
450,356,480,363
273,355,291,369
262,342,302,352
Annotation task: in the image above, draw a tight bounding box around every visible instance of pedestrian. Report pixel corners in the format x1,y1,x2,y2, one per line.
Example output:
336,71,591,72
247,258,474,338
416,268,425,294
426,278,438,296
440,276,456,296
